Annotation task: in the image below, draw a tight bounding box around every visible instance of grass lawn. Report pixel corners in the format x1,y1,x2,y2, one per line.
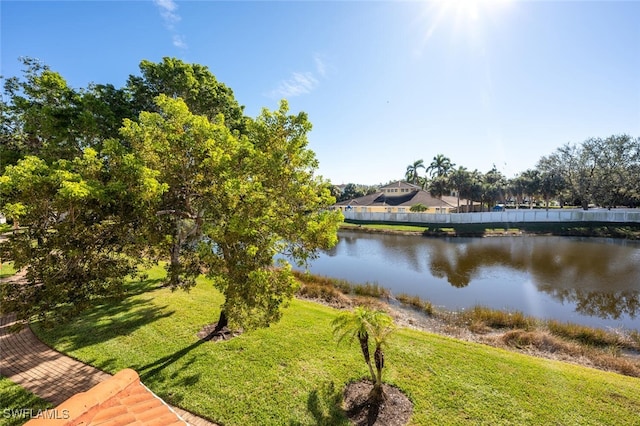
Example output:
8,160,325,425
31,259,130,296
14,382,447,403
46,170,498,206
32,266,640,425
0,377,53,426
341,221,640,239
0,262,16,280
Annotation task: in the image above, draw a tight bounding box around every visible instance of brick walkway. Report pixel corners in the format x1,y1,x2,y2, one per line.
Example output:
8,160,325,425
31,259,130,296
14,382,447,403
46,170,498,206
0,277,217,426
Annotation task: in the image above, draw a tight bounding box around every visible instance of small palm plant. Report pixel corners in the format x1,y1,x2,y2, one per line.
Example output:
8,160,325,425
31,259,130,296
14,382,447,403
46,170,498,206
332,306,396,403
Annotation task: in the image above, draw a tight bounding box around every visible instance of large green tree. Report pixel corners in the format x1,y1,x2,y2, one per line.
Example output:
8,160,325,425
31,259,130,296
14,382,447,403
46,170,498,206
126,57,246,134
120,96,342,332
1,58,342,331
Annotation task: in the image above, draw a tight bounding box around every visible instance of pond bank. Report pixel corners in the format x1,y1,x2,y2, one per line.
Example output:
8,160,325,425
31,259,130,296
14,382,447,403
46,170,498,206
294,271,640,378
340,221,640,239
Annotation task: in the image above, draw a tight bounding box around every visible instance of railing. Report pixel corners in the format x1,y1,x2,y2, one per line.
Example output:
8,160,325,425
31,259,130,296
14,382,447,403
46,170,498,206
342,209,640,224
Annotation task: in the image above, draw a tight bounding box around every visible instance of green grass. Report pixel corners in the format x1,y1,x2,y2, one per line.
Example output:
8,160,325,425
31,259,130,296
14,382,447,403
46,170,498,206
341,222,432,233
0,377,53,426
342,221,640,239
0,262,16,280
32,266,640,425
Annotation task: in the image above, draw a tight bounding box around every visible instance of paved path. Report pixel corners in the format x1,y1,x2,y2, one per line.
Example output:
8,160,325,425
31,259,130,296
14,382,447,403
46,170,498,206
0,276,217,426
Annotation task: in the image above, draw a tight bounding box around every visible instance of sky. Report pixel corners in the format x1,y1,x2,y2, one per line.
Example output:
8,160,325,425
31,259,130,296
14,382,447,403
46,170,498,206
1,0,639,185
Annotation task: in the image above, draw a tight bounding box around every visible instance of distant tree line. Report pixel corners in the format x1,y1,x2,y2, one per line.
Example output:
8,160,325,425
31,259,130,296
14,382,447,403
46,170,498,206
335,135,640,211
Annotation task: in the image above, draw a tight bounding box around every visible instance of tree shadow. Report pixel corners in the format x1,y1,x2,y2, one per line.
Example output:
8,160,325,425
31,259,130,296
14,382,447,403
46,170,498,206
137,339,206,382
31,277,175,353
0,376,53,426
289,381,349,426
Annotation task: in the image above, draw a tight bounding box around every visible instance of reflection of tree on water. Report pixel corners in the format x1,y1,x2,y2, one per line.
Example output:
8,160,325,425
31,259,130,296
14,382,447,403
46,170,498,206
335,230,428,272
428,239,528,288
428,237,640,320
540,286,639,320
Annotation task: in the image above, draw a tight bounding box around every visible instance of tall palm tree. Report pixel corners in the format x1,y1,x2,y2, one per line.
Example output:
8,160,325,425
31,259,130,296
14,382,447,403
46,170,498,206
405,159,425,184
449,166,470,212
427,154,455,178
332,307,395,403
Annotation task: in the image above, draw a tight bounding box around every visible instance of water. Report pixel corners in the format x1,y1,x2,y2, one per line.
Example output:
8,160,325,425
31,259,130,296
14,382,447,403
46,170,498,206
296,230,640,331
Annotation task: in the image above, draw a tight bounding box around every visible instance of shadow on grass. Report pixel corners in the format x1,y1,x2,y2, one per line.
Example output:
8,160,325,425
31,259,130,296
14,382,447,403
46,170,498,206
0,376,53,426
289,381,349,426
137,340,206,382
32,277,174,353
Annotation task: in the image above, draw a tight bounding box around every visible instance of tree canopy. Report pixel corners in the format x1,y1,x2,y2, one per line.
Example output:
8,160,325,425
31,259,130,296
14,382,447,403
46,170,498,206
0,57,342,329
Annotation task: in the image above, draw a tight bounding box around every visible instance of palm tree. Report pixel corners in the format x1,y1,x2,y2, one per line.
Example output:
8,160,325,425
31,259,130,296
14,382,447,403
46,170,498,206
332,307,395,403
405,159,425,185
449,166,470,212
427,154,455,178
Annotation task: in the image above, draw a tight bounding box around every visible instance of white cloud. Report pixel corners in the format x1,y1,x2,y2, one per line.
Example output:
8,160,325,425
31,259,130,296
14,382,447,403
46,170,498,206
154,0,180,27
270,72,319,98
153,0,187,49
268,54,332,99
314,54,327,77
173,35,187,49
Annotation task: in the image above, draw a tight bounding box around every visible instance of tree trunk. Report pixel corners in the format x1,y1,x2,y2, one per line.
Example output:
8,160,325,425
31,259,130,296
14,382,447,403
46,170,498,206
169,240,182,286
213,310,228,333
359,336,376,383
369,346,385,404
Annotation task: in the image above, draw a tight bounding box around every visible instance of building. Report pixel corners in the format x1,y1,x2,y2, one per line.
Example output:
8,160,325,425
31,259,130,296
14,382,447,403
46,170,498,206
24,369,189,426
333,181,475,214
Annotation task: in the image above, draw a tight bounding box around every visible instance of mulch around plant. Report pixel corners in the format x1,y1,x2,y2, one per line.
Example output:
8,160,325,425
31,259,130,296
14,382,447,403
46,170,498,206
343,380,413,426
196,322,242,342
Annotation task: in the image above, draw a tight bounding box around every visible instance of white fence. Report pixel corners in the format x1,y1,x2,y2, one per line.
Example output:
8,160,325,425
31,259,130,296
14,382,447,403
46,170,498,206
342,209,640,224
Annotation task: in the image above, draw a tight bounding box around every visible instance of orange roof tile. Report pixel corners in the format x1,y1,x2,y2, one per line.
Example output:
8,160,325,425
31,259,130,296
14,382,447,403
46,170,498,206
24,369,188,426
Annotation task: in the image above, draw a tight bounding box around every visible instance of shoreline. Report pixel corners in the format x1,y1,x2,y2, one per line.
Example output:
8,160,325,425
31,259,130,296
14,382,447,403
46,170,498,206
295,272,640,378
339,221,640,239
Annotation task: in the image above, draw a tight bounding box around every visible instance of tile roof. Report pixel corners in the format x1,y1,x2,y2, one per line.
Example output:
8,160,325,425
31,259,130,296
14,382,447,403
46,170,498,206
379,181,422,190
24,369,188,426
335,189,457,208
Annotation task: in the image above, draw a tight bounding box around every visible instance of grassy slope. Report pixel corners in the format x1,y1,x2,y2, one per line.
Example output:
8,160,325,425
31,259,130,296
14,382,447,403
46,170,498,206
32,267,640,426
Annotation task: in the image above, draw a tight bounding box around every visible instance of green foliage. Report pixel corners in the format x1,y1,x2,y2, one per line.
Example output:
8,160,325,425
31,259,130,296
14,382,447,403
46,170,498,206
410,203,428,212
538,135,640,209
1,57,342,329
405,159,425,184
332,307,395,401
0,148,157,322
119,95,342,329
126,57,246,133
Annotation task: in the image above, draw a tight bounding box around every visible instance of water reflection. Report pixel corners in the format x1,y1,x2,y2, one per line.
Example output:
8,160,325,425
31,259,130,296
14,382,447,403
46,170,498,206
427,237,640,321
306,231,640,329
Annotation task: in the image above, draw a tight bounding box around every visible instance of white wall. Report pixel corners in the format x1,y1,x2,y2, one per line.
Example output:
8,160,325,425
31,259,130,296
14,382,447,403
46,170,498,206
342,209,640,224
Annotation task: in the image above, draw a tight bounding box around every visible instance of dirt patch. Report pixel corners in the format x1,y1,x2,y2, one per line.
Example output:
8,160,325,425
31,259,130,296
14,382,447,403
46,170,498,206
196,322,242,342
342,380,413,426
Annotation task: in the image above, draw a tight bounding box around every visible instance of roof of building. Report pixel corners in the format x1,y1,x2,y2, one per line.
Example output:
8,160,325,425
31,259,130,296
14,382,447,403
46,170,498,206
379,181,422,191
25,369,187,426
335,188,458,208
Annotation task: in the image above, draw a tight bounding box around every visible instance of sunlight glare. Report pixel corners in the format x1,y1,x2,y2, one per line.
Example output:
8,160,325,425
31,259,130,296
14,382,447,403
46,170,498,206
413,0,513,52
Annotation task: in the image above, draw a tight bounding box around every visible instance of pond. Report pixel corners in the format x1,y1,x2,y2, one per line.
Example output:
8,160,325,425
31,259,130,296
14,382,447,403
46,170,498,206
296,230,640,331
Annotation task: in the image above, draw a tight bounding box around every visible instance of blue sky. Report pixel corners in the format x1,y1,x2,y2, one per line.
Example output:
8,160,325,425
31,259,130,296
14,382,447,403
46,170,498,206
2,1,639,185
